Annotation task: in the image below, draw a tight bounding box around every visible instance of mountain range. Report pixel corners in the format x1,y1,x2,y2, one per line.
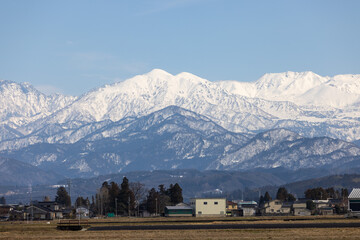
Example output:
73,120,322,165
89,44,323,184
1,69,360,178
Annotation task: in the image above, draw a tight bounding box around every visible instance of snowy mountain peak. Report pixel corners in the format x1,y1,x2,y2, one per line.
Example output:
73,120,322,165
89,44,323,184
145,68,173,78
255,71,328,100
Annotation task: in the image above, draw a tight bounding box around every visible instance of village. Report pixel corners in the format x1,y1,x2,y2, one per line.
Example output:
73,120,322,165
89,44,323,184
1,186,359,221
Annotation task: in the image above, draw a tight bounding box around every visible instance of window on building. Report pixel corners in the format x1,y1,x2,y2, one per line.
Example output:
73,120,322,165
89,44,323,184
204,202,207,205
214,202,218,205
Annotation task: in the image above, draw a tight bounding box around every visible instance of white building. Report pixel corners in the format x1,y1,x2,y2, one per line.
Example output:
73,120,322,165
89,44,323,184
190,198,226,217
348,188,360,217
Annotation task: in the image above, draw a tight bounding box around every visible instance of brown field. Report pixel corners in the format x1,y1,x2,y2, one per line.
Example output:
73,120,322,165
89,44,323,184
1,216,360,239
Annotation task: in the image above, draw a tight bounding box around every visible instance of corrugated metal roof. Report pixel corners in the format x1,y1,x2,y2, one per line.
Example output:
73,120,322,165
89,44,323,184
348,188,360,199
165,206,193,210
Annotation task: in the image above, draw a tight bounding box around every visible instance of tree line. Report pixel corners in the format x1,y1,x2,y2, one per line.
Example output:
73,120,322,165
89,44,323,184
259,186,349,205
54,177,183,216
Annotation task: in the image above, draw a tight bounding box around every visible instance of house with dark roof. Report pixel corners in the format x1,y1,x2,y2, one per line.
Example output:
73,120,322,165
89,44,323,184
26,201,63,220
260,200,292,215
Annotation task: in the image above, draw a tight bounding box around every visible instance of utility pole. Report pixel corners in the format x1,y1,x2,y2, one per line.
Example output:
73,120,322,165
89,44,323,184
29,184,33,223
67,179,71,207
155,198,158,216
115,198,117,217
128,196,130,217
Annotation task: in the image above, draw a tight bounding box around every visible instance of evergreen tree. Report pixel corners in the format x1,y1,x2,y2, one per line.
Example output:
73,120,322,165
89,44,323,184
287,193,296,202
305,187,328,200
276,187,289,201
326,187,336,199
75,196,89,208
0,196,6,204
118,177,135,216
276,187,296,201
109,182,120,213
55,186,71,207
259,195,265,205
168,183,183,205
157,184,170,214
306,200,315,210
264,192,272,202
146,188,159,214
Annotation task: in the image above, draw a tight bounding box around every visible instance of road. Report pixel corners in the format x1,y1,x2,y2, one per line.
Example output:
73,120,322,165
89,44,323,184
88,222,360,231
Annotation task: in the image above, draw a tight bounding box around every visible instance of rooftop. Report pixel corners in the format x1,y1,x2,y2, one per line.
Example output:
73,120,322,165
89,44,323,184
165,206,193,210
349,188,360,199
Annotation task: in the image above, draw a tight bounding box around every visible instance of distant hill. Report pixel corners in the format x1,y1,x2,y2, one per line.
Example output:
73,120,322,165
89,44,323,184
3,168,360,204
55,168,359,201
0,156,63,186
242,173,360,201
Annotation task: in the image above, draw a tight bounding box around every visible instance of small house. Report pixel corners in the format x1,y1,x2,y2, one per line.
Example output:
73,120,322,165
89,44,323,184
0,205,13,221
226,201,241,216
293,200,311,216
261,200,292,215
76,206,90,219
236,200,257,217
319,206,333,215
26,201,63,220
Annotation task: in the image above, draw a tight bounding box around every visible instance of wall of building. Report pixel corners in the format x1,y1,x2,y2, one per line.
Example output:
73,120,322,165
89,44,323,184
190,198,226,217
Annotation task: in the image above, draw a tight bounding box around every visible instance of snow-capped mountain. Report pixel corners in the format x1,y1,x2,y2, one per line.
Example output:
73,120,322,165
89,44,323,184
0,106,249,177
0,79,76,135
216,71,360,108
2,69,360,145
21,69,273,136
1,69,360,177
1,108,360,178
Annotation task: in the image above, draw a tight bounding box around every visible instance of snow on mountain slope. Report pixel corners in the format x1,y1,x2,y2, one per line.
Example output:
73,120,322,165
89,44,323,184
0,79,76,127
217,71,360,108
217,71,327,101
0,106,249,177
298,76,360,107
212,129,360,170
26,69,275,134
1,69,360,147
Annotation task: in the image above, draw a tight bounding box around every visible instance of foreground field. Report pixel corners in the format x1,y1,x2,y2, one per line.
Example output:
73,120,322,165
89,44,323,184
1,216,360,239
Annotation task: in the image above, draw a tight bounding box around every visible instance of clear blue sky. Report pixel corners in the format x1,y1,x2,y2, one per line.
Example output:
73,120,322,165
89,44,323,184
0,0,359,95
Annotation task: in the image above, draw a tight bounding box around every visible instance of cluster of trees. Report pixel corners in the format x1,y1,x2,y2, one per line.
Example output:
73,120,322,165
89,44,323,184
0,196,6,204
91,177,137,216
276,187,296,202
145,183,183,215
259,187,295,205
53,177,183,217
55,186,71,207
304,187,348,200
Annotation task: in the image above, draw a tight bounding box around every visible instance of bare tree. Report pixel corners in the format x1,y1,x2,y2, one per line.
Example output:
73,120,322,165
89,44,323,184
130,182,146,216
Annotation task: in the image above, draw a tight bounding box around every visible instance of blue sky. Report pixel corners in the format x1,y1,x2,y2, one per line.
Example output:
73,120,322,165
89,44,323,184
0,0,359,95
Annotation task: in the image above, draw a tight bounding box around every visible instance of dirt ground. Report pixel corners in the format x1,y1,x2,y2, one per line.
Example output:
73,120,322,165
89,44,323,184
1,216,360,239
